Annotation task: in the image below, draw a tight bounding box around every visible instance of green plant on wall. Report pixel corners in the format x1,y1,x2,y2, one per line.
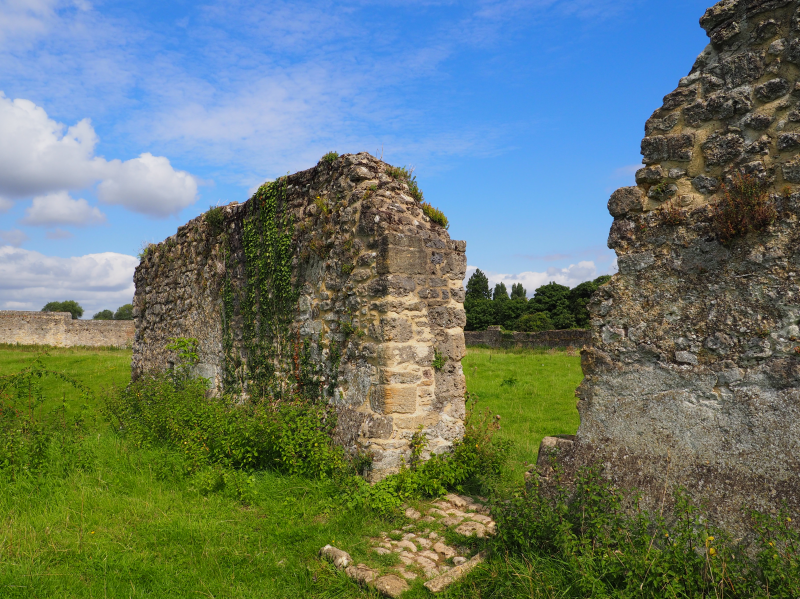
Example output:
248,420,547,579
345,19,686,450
432,349,449,371
220,178,300,400
421,202,449,229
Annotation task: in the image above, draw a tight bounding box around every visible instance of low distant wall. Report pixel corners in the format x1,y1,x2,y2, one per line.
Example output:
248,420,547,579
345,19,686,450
464,326,591,349
0,311,134,348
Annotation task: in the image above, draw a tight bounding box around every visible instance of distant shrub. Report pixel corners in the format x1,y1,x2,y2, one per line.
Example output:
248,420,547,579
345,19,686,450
42,300,83,320
421,202,449,229
204,205,225,236
93,309,114,320
516,312,553,332
114,304,134,321
714,173,776,244
321,151,339,163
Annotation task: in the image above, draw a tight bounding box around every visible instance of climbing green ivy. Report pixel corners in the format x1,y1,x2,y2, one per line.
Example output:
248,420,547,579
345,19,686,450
221,179,301,400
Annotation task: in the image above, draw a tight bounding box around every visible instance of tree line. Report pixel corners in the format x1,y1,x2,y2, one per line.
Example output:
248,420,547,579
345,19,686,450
464,269,610,331
42,300,134,321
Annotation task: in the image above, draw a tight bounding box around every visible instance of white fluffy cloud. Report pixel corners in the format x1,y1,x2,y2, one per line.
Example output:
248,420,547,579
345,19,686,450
97,153,198,217
0,246,137,316
22,191,106,226
0,93,198,217
0,229,29,247
465,261,609,298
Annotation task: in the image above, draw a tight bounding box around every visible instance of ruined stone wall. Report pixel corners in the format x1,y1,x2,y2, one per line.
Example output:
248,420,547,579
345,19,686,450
541,0,800,536
464,327,590,349
132,153,467,480
0,311,134,348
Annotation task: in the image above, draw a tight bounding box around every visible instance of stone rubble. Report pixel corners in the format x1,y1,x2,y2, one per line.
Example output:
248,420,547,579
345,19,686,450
319,494,494,596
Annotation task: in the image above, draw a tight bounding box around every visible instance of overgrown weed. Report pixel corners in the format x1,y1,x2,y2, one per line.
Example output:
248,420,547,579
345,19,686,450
714,173,777,243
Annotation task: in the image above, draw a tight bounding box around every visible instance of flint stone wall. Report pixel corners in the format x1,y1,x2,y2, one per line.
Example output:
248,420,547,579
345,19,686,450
0,311,134,348
132,153,468,480
464,326,590,349
542,0,800,536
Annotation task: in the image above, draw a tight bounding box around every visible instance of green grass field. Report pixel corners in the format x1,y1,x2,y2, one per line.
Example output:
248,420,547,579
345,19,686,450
462,347,582,481
0,345,583,598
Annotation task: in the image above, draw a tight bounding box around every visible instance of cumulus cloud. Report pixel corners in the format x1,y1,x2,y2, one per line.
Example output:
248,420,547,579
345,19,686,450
21,191,106,226
465,261,606,298
0,246,137,316
0,229,29,247
0,93,199,216
97,153,198,217
0,197,11,212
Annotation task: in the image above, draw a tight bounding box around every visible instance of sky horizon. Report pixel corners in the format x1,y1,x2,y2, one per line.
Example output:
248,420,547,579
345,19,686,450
0,0,713,317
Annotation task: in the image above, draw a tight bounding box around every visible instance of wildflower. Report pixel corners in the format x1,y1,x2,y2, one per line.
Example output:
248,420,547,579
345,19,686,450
707,536,714,542
709,547,716,556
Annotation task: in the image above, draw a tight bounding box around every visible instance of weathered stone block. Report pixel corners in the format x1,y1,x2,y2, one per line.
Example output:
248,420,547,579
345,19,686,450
370,384,417,414
377,247,428,275
608,187,644,218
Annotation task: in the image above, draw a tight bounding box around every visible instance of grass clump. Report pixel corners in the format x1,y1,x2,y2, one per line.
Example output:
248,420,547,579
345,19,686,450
204,205,225,235
321,151,339,163
386,165,424,202
714,173,777,244
421,201,449,229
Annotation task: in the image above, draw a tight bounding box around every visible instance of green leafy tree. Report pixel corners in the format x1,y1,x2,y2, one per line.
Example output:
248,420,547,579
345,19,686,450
465,269,491,300
493,282,509,301
93,309,114,320
510,283,527,300
42,300,83,320
464,299,496,331
528,282,571,314
516,312,554,332
114,304,134,320
569,275,612,328
496,298,527,329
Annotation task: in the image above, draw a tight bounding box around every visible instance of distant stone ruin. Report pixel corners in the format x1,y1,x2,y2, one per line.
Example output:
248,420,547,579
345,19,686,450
540,0,800,535
0,310,134,348
132,153,467,480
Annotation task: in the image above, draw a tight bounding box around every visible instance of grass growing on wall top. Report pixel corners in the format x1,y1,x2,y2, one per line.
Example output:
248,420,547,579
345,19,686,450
462,347,582,482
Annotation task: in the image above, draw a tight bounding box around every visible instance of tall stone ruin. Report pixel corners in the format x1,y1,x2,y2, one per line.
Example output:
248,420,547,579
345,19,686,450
541,0,800,535
132,153,468,479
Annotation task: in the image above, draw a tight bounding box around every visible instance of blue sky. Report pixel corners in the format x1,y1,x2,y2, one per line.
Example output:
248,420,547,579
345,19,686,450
0,0,712,316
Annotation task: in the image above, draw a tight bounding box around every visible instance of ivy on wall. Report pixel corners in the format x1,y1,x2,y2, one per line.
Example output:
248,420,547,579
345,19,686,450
221,179,302,400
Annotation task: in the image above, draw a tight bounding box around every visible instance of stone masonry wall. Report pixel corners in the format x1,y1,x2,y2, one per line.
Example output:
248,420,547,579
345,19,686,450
132,153,467,480
0,311,134,348
464,326,590,349
540,0,800,536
